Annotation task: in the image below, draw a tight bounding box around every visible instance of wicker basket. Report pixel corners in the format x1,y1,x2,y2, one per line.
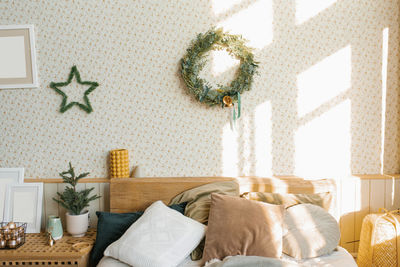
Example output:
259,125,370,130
357,209,400,267
0,222,27,249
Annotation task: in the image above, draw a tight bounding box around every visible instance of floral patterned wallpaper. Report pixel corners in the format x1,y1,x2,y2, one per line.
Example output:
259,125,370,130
0,0,399,178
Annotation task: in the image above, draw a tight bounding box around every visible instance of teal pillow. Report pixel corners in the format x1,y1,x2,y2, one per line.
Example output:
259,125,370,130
90,202,187,267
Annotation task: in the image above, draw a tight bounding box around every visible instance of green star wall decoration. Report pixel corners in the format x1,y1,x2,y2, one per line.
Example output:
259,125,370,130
50,66,99,113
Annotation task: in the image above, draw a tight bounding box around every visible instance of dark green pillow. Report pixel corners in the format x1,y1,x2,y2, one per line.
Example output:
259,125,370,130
90,202,187,267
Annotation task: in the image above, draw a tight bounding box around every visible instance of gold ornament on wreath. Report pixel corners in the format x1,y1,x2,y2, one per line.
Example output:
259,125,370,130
180,28,258,123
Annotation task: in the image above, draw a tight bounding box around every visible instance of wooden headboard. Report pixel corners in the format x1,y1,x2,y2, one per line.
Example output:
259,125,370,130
110,177,336,213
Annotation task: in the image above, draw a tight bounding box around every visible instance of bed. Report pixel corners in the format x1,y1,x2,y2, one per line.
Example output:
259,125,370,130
95,176,357,267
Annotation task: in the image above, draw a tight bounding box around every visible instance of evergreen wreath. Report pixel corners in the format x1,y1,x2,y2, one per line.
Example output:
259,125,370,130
180,28,258,109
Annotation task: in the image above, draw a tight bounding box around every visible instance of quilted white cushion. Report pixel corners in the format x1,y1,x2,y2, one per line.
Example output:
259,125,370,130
283,203,340,259
104,200,206,267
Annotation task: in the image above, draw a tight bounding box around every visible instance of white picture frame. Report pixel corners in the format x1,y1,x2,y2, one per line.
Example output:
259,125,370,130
4,183,43,233
0,168,24,222
0,25,39,89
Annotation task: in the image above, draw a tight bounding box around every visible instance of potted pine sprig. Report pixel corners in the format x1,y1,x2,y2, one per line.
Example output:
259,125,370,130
53,162,101,237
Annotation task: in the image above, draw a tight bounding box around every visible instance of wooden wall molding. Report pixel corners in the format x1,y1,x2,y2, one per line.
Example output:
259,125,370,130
24,178,110,183
24,174,400,184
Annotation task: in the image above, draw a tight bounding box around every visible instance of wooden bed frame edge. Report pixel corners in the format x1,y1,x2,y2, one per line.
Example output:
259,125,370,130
110,176,337,213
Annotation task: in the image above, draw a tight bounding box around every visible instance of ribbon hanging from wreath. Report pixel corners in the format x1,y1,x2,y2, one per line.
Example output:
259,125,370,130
180,28,258,127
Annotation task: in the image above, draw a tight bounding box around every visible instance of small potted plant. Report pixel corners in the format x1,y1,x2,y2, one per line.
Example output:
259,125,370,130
53,162,100,237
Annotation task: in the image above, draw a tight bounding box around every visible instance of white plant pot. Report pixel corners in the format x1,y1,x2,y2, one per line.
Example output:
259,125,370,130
66,210,89,237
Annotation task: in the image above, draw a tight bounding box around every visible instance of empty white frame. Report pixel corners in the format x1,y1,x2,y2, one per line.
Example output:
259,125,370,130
0,25,38,89
0,168,24,222
4,183,43,233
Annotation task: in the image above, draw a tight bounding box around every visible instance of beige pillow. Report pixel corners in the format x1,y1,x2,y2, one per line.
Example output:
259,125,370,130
283,203,340,259
169,180,240,260
202,193,285,263
241,191,333,211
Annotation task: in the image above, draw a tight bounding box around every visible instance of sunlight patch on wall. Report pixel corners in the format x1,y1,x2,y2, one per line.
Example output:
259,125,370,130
339,177,358,241
294,100,351,178
255,101,272,176
198,50,240,88
354,178,363,213
380,27,389,174
222,123,239,176
212,0,243,15
241,112,252,175
297,45,351,117
217,0,273,49
211,50,241,77
295,0,337,24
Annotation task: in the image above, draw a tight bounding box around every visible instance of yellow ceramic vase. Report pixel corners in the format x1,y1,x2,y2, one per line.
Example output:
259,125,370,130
110,149,129,178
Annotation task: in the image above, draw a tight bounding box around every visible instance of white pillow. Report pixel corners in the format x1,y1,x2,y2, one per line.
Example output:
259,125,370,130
97,256,129,267
104,200,206,267
283,203,340,259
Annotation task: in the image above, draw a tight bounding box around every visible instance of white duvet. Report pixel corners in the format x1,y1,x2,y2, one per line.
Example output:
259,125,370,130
97,247,357,267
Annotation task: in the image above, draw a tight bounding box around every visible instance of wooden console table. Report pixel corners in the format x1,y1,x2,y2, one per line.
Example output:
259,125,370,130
0,228,96,266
